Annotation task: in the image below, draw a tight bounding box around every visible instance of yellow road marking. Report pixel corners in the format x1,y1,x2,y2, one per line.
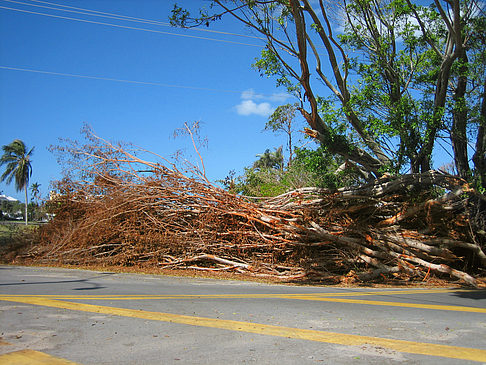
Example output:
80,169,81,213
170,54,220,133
0,350,80,365
1,296,485,362
2,288,484,313
3,288,472,298
3,287,476,299
301,288,477,297
286,296,486,313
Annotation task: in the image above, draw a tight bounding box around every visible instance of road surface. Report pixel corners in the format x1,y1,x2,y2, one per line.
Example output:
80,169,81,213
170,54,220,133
0,265,485,364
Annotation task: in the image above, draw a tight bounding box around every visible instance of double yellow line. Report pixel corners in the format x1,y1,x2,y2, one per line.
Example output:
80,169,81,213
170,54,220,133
4,288,486,313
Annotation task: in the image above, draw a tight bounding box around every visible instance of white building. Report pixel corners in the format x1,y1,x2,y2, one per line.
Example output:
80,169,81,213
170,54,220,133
0,194,18,202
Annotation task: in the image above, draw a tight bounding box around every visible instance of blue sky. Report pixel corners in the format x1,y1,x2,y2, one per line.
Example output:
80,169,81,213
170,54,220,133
0,0,307,201
0,0,455,202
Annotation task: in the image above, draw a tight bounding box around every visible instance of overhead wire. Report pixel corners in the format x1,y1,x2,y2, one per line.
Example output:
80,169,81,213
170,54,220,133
0,66,290,99
1,0,266,41
0,1,290,98
0,5,262,47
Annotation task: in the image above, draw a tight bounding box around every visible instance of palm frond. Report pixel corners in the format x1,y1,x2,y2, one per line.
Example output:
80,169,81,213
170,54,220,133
0,139,34,192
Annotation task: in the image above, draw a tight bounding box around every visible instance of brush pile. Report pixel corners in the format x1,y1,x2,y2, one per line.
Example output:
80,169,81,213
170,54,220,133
26,127,486,286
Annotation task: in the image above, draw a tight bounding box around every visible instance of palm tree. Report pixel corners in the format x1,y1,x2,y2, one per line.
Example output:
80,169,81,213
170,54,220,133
30,182,41,203
253,147,284,171
30,182,41,221
0,140,34,225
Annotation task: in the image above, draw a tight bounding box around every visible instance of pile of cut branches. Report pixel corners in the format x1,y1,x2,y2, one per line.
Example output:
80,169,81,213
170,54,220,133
22,128,486,286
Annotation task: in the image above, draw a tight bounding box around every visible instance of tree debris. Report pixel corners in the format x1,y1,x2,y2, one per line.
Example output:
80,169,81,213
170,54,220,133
20,129,486,287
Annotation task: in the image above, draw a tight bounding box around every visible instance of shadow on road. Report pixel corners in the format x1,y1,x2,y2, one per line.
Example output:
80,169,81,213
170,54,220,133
0,272,115,291
451,289,486,300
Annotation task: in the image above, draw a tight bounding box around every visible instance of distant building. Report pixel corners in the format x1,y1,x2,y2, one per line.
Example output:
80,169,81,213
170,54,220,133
0,194,18,202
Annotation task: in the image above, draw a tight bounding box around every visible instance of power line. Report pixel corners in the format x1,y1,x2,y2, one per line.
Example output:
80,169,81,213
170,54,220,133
2,0,265,41
2,0,173,24
0,5,262,47
0,65,288,99
0,65,242,93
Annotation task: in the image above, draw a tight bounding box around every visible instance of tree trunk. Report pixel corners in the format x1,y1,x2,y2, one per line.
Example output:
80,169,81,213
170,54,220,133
473,80,486,189
24,184,28,225
287,128,293,167
452,50,470,179
289,0,386,176
300,0,391,170
417,0,462,173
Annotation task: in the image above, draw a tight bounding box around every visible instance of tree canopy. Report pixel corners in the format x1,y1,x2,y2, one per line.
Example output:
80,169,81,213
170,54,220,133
171,0,486,189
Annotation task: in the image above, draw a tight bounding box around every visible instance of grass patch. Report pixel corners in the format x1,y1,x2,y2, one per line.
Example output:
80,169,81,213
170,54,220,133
0,223,39,263
0,224,21,243
0,223,36,241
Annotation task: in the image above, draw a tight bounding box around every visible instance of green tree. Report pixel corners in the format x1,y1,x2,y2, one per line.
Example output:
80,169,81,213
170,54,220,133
29,182,42,221
171,0,392,176
171,0,485,183
253,147,284,170
30,182,41,204
228,147,286,197
265,103,298,166
226,145,358,196
0,140,34,225
337,0,485,175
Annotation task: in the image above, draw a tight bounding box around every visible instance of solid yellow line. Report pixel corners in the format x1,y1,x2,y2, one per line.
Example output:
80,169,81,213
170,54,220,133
1,296,485,362
289,296,486,313
303,288,476,297
0,350,80,365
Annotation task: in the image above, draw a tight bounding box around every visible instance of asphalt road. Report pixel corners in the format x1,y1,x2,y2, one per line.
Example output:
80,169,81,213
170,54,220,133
0,265,485,364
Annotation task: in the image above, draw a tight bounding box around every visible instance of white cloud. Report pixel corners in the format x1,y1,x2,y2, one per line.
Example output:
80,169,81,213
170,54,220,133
236,100,274,117
235,89,292,117
241,88,291,103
